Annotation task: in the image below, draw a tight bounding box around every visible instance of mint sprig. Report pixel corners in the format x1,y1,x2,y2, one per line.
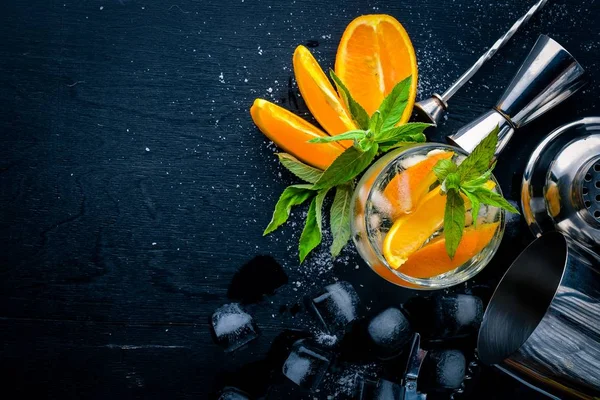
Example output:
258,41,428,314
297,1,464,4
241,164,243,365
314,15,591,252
329,182,354,257
330,71,370,130
435,126,520,258
299,188,329,263
263,184,316,235
277,153,323,184
265,73,431,262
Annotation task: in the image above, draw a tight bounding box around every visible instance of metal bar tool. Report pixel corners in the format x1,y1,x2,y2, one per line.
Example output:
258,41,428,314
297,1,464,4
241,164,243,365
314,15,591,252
447,34,586,155
414,0,548,125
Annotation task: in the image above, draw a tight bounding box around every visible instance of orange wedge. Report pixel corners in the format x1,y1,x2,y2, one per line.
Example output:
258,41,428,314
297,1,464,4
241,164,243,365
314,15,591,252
383,187,447,268
335,14,418,119
293,45,356,148
400,222,500,278
250,99,344,170
382,180,496,269
383,151,453,219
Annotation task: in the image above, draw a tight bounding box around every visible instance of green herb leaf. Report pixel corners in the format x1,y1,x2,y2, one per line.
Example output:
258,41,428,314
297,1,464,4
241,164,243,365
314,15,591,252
369,111,383,133
433,158,458,183
299,188,329,262
461,169,493,191
330,70,370,130
378,76,412,131
443,172,462,192
471,187,520,214
330,182,354,257
263,184,315,235
461,189,481,228
308,130,366,144
313,144,378,190
277,153,323,184
375,122,431,144
444,189,466,259
457,125,499,181
357,137,376,152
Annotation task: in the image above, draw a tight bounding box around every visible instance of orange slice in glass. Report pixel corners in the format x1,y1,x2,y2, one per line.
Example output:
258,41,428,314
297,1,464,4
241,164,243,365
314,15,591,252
382,180,496,269
383,151,453,219
399,222,500,279
382,187,447,269
335,14,418,119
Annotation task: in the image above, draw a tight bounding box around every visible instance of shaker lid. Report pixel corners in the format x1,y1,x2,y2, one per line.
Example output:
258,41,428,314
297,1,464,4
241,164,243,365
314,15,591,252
522,117,600,253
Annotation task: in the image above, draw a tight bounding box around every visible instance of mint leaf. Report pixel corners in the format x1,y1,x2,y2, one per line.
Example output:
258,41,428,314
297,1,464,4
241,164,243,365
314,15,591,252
369,110,383,133
433,159,458,183
375,122,431,143
378,76,412,131
264,184,315,235
461,189,481,228
444,189,466,259
308,130,365,144
357,137,376,152
330,182,354,257
457,126,499,181
299,188,329,262
471,187,520,214
443,172,462,192
277,153,323,184
330,70,370,130
461,169,493,191
313,145,378,190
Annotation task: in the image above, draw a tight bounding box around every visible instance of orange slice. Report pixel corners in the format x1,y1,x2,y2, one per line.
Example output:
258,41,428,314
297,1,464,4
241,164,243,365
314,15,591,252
335,14,418,119
382,180,496,269
293,45,356,148
400,222,500,278
383,151,453,219
250,99,344,170
383,187,447,269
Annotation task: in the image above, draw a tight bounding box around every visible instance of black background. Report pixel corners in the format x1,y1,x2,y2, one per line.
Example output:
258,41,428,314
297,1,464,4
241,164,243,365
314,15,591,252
1,0,599,399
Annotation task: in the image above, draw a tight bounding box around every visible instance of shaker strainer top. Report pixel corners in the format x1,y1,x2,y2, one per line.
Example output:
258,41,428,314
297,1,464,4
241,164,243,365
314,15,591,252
582,159,600,222
522,117,600,253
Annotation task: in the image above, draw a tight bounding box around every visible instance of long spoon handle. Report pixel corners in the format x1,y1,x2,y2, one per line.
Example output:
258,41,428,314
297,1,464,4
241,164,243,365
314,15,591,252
440,0,549,102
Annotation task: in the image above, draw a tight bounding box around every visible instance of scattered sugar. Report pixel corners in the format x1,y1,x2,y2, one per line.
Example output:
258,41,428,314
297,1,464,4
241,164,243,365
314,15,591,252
321,362,382,398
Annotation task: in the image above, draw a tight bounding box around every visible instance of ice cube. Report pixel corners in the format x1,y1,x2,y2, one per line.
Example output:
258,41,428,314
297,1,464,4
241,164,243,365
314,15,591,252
420,349,466,392
211,303,258,352
367,307,413,359
432,294,483,339
308,281,361,333
355,374,403,400
282,339,331,391
406,294,483,340
218,386,251,400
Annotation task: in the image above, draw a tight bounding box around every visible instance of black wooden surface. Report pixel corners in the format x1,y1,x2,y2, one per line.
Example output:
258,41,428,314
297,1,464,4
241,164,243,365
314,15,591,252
1,0,599,399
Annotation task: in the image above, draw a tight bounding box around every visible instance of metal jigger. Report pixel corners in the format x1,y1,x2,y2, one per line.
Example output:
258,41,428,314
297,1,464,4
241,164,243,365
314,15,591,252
448,34,587,155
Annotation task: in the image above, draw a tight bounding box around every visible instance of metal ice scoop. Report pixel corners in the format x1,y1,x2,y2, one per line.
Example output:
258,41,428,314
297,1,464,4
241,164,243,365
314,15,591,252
414,0,548,125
